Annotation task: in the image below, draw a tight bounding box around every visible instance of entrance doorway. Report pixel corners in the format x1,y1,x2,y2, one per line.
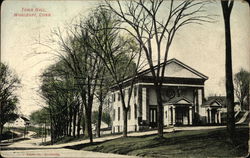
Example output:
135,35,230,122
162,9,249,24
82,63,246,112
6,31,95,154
175,106,189,125
149,107,157,128
211,109,217,123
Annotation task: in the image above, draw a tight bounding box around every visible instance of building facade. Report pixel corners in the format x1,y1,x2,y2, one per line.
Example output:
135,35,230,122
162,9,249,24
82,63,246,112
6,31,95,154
4,116,30,128
110,58,221,133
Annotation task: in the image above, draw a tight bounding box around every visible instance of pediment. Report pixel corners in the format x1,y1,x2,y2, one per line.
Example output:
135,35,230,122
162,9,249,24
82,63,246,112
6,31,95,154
144,59,207,79
211,101,221,107
176,99,191,104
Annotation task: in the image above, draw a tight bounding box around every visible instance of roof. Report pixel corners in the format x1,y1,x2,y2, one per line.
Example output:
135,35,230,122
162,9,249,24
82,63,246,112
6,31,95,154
139,58,209,80
201,96,225,107
21,116,30,122
164,96,193,105
110,58,208,89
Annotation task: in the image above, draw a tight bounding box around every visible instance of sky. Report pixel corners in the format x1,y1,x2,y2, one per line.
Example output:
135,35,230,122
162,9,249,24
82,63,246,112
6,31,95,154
1,0,250,116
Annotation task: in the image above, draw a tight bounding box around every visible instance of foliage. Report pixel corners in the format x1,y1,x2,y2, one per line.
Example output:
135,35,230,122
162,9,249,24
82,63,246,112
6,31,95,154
39,60,81,143
30,108,50,125
0,62,20,136
84,6,141,137
92,111,111,126
234,68,250,110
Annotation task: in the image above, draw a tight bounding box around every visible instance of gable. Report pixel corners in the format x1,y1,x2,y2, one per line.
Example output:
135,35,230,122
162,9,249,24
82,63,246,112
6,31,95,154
211,101,221,107
144,59,207,79
176,99,191,104
165,62,202,78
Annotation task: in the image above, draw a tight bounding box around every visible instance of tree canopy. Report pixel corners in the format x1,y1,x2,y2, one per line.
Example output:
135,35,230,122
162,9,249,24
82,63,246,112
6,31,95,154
234,68,250,110
0,63,20,137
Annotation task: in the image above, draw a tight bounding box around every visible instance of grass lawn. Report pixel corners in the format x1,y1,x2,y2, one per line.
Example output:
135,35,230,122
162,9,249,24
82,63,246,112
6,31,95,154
75,126,248,158
42,134,88,145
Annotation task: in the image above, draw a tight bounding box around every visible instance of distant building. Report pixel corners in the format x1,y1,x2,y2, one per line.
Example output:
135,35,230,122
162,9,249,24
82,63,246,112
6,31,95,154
4,116,30,128
109,58,218,133
200,97,224,124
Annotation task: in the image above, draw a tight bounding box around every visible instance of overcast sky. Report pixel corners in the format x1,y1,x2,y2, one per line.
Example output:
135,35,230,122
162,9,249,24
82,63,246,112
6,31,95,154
1,0,249,116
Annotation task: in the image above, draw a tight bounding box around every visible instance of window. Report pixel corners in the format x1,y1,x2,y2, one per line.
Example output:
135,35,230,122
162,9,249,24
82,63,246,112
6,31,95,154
123,90,125,98
118,93,121,101
118,107,120,121
113,93,116,102
134,104,137,118
113,109,116,120
134,86,137,97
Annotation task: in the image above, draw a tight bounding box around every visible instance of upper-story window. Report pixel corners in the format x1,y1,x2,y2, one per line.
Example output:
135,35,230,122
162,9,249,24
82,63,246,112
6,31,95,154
113,93,116,102
118,92,121,101
113,109,116,120
134,104,137,118
134,86,137,97
118,107,120,121
128,107,131,120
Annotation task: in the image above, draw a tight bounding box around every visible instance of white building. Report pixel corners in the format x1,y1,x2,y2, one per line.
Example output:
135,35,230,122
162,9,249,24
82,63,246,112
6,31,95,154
5,116,30,128
109,58,222,133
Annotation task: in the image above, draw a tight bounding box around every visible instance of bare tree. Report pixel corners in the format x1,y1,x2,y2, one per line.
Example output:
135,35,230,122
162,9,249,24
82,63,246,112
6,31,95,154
221,0,235,143
84,7,144,137
94,67,111,138
105,0,212,137
234,68,250,111
36,26,102,143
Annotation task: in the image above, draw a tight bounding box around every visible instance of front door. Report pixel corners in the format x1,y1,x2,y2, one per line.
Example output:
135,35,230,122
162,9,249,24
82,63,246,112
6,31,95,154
175,107,188,125
149,108,157,128
211,109,217,123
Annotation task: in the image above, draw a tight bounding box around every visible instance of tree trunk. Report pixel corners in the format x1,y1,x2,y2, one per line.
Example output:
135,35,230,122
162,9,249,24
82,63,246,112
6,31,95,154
69,107,72,136
123,108,128,137
0,102,2,142
0,124,3,140
221,0,235,143
73,108,77,138
96,92,103,138
156,85,164,138
77,103,82,138
85,106,93,143
82,113,85,136
247,88,249,110
84,93,93,143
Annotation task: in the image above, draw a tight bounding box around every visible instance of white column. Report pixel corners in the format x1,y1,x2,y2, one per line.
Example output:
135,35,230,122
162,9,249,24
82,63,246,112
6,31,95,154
209,108,212,124
173,106,176,125
206,108,209,123
218,110,221,124
198,89,203,107
189,106,193,125
167,106,170,126
142,88,147,120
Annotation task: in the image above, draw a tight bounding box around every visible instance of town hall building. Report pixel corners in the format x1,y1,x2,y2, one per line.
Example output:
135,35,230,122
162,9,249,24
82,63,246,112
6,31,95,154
110,58,222,133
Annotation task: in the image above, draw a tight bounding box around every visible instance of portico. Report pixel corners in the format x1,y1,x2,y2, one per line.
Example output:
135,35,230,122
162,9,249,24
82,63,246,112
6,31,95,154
164,97,193,126
202,100,222,124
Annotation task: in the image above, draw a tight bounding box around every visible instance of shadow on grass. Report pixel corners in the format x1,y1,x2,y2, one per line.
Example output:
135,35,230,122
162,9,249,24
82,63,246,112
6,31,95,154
64,140,110,150
68,127,248,157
